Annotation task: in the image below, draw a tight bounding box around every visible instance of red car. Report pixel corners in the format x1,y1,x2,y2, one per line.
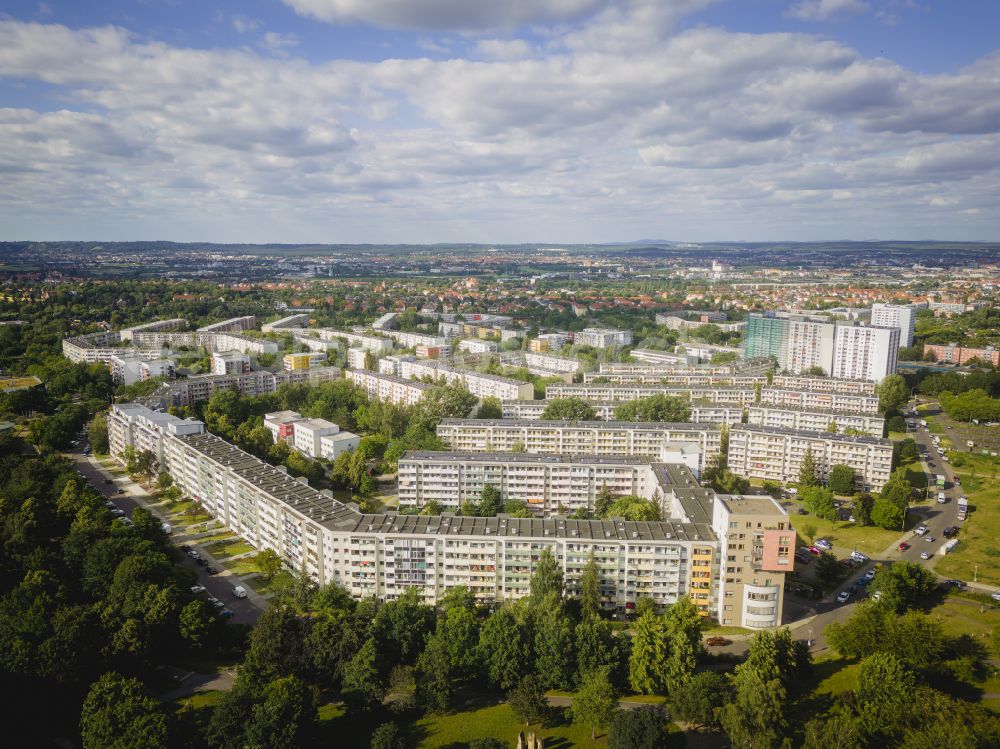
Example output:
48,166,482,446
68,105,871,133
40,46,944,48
898,541,910,551
706,636,731,646
808,546,822,555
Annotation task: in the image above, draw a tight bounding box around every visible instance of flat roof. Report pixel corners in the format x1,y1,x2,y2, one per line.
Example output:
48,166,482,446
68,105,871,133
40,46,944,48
732,424,891,445
717,494,787,517
346,369,430,388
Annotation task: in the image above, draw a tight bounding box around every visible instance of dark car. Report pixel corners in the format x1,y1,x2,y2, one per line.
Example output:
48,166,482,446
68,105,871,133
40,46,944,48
706,636,731,646
206,566,219,575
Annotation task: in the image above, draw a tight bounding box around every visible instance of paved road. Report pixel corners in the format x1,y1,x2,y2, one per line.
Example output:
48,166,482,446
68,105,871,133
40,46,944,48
69,449,263,626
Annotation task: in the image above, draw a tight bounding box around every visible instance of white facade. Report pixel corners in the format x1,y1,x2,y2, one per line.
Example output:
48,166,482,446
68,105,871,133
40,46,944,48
212,351,251,375
831,324,899,382
574,328,633,348
546,383,757,405
727,425,893,491
785,318,836,375
347,348,369,369
345,369,430,406
458,339,498,354
747,406,885,437
759,388,880,415
871,303,916,348
320,431,361,460
293,418,343,458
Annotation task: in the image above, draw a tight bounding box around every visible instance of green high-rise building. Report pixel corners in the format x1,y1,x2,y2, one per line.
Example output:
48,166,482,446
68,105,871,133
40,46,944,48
742,315,787,364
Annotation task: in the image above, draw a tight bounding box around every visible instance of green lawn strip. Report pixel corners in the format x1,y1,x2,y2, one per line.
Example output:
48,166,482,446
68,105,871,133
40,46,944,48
222,556,261,575
789,515,900,556
202,539,255,558
242,575,277,595
933,453,1000,586
926,599,1000,640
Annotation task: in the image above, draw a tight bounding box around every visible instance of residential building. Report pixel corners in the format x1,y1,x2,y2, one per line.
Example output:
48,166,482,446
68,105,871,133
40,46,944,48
293,418,344,458
436,418,723,471
727,425,893,491
830,324,899,382
320,431,362,460
529,333,571,352
212,351,251,375
372,312,399,330
546,383,758,405
574,328,633,348
770,375,877,395
922,343,1000,366
108,403,791,622
147,367,341,409
261,313,310,332
416,344,452,359
264,410,305,444
283,352,327,370
382,330,448,349
107,403,204,467
747,405,885,436
870,303,916,348
630,349,697,366
499,400,744,425
458,339,498,354
119,318,186,341
197,316,257,333
759,387,880,415
347,348,370,369
345,369,431,406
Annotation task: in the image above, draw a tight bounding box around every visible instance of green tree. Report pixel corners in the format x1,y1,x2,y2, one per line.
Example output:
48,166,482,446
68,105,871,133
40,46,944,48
530,547,563,602
370,722,407,749
855,652,915,737
613,394,691,422
533,603,576,690
507,676,548,726
574,616,619,686
342,637,386,711
628,611,669,695
801,713,863,749
571,667,616,740
80,672,167,749
579,551,601,619
541,397,597,421
870,561,936,612
603,495,661,521
800,485,837,521
871,498,905,530
798,447,818,487
663,596,703,693
814,551,844,587
479,484,503,516
478,608,531,691
828,464,856,495
245,675,317,749
800,523,817,544
255,548,284,582
607,706,669,749
88,412,109,454
876,373,909,414
671,671,731,728
179,599,216,649
478,397,503,419
594,484,615,517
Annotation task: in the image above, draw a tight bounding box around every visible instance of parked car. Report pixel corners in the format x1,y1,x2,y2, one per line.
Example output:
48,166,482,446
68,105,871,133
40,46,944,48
992,592,1000,602
915,525,929,536
850,551,868,562
110,508,125,517
920,551,932,560
187,550,200,558
190,585,205,594
706,636,731,646
815,539,832,550
219,609,235,619
808,546,822,555
836,590,851,603
925,536,936,543
863,568,876,581
206,566,219,575
898,541,910,551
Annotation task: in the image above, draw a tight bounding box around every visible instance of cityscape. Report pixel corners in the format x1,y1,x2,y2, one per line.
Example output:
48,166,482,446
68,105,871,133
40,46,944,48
2,2,1000,749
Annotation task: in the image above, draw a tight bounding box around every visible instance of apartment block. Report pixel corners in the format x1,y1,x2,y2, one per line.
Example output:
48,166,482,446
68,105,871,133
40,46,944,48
574,328,633,348
522,351,582,374
345,368,431,406
436,418,723,471
283,351,327,370
498,399,744,425
212,351,251,375
457,339,498,354
264,410,304,444
583,372,766,387
196,316,257,333
529,332,571,352
870,303,916,348
727,425,893,491
108,403,205,467
347,348,369,369
110,403,792,622
62,331,164,364
261,313,310,332
759,388,880,415
747,405,885,437
382,330,448,348
313,329,393,354
293,418,354,459
397,359,534,401
416,344,452,359
546,383,757,405
151,367,341,408
831,324,899,382
397,451,664,514
923,343,1000,366
770,375,877,395
119,318,187,341
630,349,697,366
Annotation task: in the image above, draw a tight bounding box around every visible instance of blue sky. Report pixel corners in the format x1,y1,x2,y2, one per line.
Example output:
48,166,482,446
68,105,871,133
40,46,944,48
1,0,999,243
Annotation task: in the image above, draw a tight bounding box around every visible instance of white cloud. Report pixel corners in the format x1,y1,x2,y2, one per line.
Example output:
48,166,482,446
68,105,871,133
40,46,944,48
280,0,611,31
232,15,262,34
788,0,869,21
0,16,998,242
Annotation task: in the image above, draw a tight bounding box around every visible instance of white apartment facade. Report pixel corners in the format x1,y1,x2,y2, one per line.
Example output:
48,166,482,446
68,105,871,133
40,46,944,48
747,405,885,437
498,399,745,425
871,303,916,348
727,425,893,491
435,418,723,472
574,328,634,348
212,351,251,375
546,383,757,405
109,403,797,623
831,324,900,382
759,388,880,415
293,418,349,459
345,369,431,406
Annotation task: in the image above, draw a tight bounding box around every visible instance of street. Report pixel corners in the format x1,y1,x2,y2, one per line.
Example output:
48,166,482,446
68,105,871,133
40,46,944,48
70,449,263,626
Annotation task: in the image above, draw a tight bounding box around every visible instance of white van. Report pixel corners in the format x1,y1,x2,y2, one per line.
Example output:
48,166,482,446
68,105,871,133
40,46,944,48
233,586,247,599
937,492,947,504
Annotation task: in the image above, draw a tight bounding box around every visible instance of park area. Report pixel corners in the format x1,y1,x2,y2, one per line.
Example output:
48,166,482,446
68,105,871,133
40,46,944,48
934,451,1000,586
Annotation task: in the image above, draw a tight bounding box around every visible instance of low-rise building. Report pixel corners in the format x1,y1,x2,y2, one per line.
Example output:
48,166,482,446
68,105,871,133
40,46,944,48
458,339,498,354
293,418,344,459
283,352,327,370
264,410,305,444
922,343,1000,366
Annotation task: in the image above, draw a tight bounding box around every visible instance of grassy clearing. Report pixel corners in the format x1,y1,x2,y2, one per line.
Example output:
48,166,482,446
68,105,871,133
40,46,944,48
203,538,255,558
222,556,262,576
926,598,1000,640
789,514,901,556
934,452,1000,586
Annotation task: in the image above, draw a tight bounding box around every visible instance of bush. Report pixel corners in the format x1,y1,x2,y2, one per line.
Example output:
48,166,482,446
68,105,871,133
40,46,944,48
371,722,407,749
608,706,669,749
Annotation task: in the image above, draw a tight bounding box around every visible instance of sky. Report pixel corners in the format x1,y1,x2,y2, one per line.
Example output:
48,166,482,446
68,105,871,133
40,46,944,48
1,0,999,244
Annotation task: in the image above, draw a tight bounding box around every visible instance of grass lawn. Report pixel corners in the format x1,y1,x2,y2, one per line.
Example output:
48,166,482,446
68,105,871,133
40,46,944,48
934,453,1000,586
789,514,901,556
202,538,256,558
926,598,1000,640
222,556,262,575
243,574,279,595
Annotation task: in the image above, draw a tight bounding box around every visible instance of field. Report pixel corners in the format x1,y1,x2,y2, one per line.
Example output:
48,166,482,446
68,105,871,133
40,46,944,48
933,452,1000,586
789,514,901,556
